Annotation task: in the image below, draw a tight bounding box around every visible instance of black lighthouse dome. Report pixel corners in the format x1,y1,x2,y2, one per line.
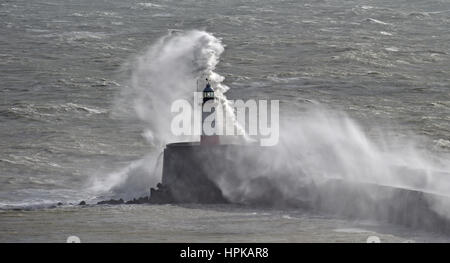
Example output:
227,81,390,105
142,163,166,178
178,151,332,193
204,82,213,92
203,79,215,101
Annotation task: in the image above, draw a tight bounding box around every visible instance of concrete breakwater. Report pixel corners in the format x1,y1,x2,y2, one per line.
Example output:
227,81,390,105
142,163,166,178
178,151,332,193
97,142,450,235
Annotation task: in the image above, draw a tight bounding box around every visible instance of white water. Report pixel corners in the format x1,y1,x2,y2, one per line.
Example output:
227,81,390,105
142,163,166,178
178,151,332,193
206,106,450,211
89,30,450,221
89,30,243,199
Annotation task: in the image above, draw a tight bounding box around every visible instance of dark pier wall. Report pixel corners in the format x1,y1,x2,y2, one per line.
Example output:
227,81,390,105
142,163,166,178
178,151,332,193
161,142,272,203
159,142,450,234
162,143,227,203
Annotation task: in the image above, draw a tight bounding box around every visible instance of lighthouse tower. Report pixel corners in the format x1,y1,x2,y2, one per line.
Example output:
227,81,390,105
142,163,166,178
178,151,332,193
201,79,220,145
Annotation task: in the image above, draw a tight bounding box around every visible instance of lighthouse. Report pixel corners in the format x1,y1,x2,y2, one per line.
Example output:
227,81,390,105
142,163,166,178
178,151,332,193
201,79,220,145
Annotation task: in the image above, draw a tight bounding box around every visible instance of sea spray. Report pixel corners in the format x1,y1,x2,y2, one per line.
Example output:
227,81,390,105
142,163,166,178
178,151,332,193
90,30,450,225
208,105,450,220
90,30,243,198
89,152,162,200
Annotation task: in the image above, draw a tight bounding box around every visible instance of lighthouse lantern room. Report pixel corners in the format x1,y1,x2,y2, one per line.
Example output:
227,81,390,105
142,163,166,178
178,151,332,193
201,79,220,145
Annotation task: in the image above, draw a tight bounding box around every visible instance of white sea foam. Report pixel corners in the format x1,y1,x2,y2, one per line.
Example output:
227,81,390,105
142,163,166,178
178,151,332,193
380,31,393,36
64,103,107,114
136,2,164,9
334,228,371,233
7,103,107,120
434,139,450,149
361,5,374,10
366,18,391,25
385,47,399,52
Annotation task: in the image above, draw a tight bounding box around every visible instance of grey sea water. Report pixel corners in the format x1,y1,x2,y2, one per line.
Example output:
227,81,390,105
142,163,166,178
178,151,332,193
1,0,450,242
